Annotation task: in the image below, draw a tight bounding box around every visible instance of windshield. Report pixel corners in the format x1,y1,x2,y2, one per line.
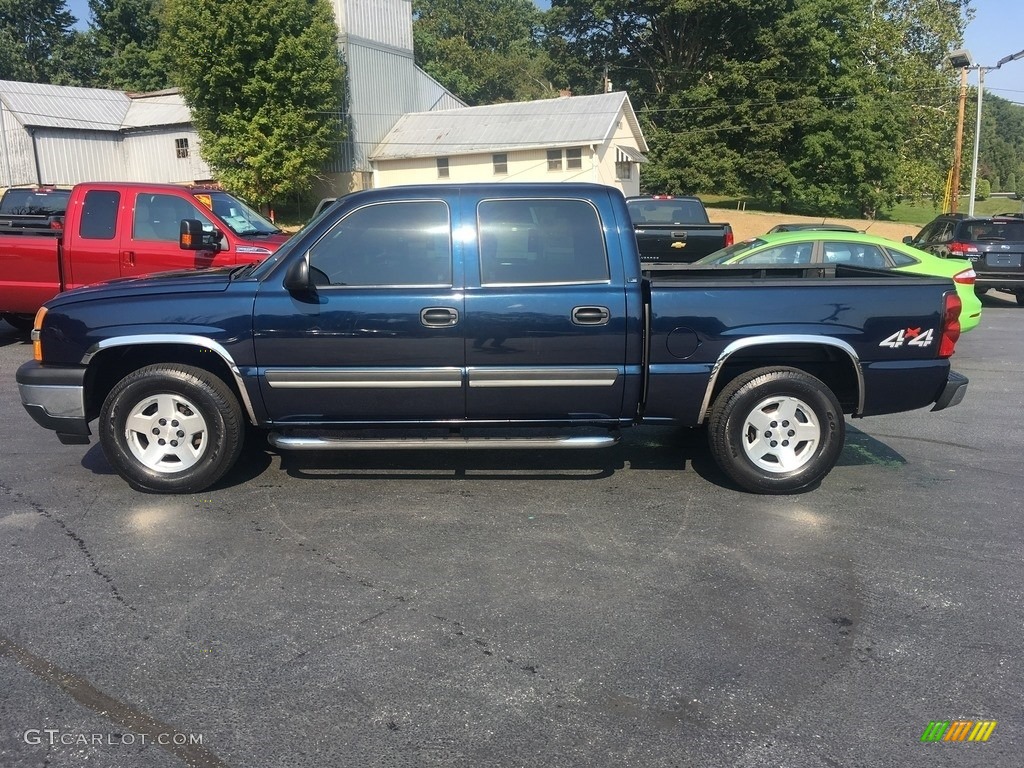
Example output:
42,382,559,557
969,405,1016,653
693,238,768,265
196,192,280,236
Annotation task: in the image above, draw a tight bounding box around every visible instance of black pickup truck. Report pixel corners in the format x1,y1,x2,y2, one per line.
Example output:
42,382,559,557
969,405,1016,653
0,187,70,231
626,195,733,264
17,183,967,496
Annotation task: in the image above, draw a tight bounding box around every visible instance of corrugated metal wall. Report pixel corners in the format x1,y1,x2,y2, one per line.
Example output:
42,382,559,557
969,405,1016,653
13,127,214,186
34,129,125,185
122,128,213,184
336,0,413,51
0,103,36,186
341,41,418,171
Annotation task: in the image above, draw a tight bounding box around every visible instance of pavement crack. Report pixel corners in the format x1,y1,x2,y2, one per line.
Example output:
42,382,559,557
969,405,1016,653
0,481,132,610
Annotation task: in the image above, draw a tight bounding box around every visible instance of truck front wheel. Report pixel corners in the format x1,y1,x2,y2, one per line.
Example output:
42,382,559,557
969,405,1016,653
708,367,845,494
99,364,244,493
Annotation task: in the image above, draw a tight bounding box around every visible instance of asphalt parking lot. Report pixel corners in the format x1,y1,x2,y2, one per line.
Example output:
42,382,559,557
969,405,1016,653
1,293,1021,768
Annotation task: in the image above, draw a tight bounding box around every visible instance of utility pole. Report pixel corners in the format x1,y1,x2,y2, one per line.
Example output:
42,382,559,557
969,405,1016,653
968,66,986,217
950,66,968,214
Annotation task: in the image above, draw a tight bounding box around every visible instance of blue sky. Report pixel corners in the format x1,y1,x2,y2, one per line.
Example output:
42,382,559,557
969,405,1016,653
962,1,1024,103
64,0,1022,102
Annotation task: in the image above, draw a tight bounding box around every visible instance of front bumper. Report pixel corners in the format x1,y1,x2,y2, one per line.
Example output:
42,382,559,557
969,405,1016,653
16,361,91,443
932,370,969,412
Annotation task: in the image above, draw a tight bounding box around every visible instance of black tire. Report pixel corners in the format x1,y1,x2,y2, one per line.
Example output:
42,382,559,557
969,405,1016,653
1016,289,1024,307
1,313,34,332
974,286,989,297
707,367,845,494
99,364,244,493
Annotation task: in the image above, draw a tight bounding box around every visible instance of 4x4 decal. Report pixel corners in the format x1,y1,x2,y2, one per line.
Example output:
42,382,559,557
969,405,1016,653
880,328,934,348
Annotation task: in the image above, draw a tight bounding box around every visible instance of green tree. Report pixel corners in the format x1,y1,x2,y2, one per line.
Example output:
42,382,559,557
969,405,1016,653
84,0,168,90
0,0,76,82
162,0,345,206
414,0,555,104
546,0,970,216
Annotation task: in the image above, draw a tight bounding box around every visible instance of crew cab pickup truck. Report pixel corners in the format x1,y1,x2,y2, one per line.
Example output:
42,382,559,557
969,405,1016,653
0,182,288,331
627,195,733,264
17,183,968,495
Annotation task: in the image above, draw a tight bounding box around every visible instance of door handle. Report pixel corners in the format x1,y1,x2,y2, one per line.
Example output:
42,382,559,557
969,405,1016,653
120,250,135,267
572,306,611,326
420,307,459,327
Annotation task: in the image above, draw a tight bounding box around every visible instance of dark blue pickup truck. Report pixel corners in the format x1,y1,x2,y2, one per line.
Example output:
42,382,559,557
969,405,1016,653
17,183,967,495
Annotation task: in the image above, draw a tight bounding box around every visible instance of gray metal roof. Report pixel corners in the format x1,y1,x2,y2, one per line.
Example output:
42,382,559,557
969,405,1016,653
371,91,647,161
0,80,192,131
122,90,193,129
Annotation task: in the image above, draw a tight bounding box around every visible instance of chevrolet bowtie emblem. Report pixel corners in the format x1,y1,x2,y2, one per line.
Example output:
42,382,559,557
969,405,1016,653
671,241,687,248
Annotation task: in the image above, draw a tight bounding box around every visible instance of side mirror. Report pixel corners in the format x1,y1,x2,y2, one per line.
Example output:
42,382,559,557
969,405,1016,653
180,219,221,251
902,235,914,245
283,256,311,292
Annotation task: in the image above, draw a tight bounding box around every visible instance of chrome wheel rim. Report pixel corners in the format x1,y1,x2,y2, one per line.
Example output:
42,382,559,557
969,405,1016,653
124,393,209,473
741,395,821,473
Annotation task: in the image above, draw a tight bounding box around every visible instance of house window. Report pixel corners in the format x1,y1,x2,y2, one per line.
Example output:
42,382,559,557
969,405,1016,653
436,157,450,178
175,138,189,159
493,153,508,175
566,147,582,169
615,161,632,180
547,149,562,171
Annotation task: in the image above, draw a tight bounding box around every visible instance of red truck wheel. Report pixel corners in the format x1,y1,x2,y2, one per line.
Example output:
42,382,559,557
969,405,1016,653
99,364,244,493
2,313,33,333
708,367,845,494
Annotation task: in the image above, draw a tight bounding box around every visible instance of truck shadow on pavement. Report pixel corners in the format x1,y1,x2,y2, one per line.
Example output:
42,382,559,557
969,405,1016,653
0,324,31,348
78,423,906,493
253,424,906,493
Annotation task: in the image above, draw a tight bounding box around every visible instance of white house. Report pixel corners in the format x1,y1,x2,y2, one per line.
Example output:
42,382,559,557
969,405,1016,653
370,92,649,196
0,81,211,187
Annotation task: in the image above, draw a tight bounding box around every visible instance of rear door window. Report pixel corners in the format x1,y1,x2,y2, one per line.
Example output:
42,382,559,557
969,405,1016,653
79,190,120,240
478,198,608,284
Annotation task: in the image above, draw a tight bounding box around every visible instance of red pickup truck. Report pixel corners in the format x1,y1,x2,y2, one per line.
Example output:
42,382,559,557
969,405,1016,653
0,182,289,331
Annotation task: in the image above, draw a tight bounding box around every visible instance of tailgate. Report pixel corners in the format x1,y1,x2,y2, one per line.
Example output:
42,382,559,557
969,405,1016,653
0,234,62,314
634,224,728,264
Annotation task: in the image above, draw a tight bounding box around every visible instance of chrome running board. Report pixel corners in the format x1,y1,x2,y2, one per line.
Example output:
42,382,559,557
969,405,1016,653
267,433,619,451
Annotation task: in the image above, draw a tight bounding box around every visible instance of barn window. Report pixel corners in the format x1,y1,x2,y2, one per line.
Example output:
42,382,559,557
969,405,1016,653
175,138,189,159
437,157,450,178
566,147,583,169
493,153,508,175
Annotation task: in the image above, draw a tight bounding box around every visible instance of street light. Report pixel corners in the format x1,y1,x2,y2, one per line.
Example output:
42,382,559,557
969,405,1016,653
967,47,1024,216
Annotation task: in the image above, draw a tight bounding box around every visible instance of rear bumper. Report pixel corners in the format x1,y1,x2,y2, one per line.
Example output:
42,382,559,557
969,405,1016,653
975,274,1024,290
16,361,91,442
932,370,969,412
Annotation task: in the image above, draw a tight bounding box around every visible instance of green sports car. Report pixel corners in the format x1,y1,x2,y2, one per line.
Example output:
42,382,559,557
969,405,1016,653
693,230,982,332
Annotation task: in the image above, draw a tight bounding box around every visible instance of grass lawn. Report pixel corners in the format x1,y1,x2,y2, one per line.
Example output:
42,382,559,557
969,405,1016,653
701,193,1024,227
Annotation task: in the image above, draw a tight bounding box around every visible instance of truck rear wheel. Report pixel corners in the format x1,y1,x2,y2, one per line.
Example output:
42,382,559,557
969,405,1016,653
1,313,33,333
708,367,845,494
99,364,244,493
